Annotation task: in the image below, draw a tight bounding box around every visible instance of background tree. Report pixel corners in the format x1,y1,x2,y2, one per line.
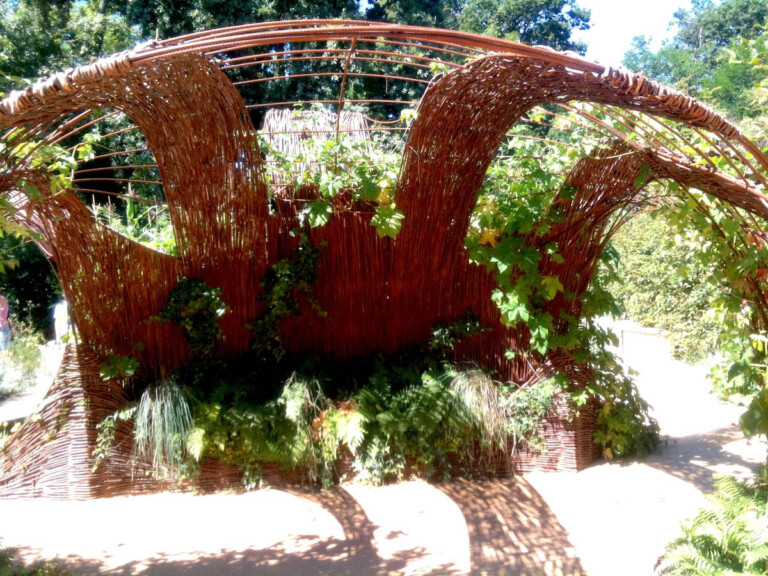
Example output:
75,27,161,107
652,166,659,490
623,0,768,119
607,212,720,364
456,0,590,51
0,0,137,89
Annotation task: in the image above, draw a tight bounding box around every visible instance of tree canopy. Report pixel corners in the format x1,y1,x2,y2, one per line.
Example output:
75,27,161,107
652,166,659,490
0,0,592,90
457,0,589,51
623,0,768,119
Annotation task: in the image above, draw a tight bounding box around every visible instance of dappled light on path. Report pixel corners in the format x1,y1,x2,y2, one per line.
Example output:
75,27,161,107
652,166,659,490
3,327,766,575
438,479,584,575
645,426,764,492
527,324,768,576
0,479,582,575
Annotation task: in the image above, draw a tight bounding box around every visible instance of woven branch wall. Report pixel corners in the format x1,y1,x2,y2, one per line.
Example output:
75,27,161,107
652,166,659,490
2,21,768,497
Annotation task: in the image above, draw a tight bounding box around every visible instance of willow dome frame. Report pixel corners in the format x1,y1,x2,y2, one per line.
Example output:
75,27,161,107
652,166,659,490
2,20,768,498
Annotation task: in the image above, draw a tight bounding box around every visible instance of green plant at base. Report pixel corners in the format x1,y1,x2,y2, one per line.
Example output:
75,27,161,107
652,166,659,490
351,361,555,484
132,379,195,479
280,373,364,487
502,377,558,453
659,470,768,575
158,278,228,357
91,404,137,473
188,373,364,489
249,232,325,362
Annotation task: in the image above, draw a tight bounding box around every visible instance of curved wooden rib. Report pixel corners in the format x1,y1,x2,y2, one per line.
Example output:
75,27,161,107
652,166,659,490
391,55,768,341
2,170,187,375
1,53,271,356
1,41,766,374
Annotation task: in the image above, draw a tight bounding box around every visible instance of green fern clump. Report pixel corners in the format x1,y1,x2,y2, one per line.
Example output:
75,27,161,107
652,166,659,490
187,372,365,488
351,364,556,484
659,470,768,575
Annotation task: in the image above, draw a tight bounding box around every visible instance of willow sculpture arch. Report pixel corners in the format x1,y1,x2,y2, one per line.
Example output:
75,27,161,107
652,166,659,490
1,21,767,498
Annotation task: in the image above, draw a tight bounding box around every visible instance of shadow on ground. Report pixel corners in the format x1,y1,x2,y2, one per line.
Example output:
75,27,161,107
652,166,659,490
645,426,764,492
13,479,584,576
438,479,585,575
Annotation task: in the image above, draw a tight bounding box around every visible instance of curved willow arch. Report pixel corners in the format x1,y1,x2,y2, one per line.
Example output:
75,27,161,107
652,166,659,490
1,20,767,495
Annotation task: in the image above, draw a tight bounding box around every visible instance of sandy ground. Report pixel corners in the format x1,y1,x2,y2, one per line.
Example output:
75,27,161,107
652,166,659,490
1,328,766,575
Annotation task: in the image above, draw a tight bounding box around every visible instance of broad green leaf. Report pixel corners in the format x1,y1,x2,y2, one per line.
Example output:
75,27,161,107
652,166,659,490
541,276,564,300
371,204,405,239
306,200,333,228
634,164,652,189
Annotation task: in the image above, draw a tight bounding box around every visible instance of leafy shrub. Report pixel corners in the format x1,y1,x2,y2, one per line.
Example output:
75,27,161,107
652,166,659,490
249,233,325,362
259,127,405,238
91,202,176,256
188,373,364,488
90,128,668,487
502,377,558,453
659,470,768,575
157,279,227,357
574,320,660,459
608,211,720,364
351,363,557,484
0,322,43,390
0,544,72,576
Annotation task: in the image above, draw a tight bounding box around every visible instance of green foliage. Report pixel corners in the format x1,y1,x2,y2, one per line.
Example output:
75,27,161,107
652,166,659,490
608,211,720,364
249,233,325,361
158,279,228,357
588,362,660,459
659,470,768,575
468,143,576,356
503,377,558,452
428,309,490,353
259,130,405,239
132,379,195,478
98,354,139,381
91,404,137,473
116,304,556,488
0,236,59,337
622,0,768,119
188,373,363,488
740,387,768,438
457,0,591,52
91,202,176,256
652,187,768,430
0,0,137,91
370,203,405,239
0,322,43,390
352,362,557,484
0,543,72,576
0,134,94,273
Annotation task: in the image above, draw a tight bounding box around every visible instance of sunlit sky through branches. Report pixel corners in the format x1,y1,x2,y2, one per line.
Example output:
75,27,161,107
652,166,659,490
573,0,692,67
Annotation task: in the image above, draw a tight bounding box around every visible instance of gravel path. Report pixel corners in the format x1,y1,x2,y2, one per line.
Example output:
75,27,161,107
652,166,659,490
1,329,766,575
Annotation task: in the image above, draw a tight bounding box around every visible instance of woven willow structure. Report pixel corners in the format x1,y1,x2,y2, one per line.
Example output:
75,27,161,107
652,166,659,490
2,21,768,498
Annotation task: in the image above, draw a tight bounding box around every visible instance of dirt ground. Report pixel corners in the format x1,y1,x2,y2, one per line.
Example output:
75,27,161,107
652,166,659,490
1,327,766,575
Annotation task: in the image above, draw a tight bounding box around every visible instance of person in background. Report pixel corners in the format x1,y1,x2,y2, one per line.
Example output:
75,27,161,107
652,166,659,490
0,292,9,351
53,300,70,344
